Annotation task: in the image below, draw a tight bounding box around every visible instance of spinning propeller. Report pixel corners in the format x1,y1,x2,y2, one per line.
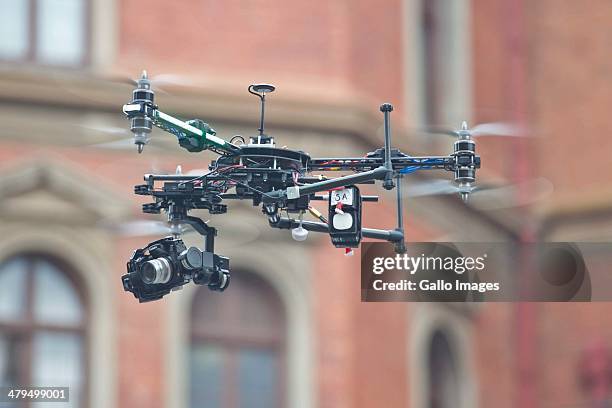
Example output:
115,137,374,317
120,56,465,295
402,177,553,210
421,121,527,139
118,72,194,93
115,220,192,237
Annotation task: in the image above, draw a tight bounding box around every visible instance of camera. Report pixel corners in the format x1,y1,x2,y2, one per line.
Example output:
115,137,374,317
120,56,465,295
122,237,230,302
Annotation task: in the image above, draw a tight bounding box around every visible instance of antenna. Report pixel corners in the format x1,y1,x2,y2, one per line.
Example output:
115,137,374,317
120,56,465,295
394,173,407,253
380,103,395,190
248,84,276,140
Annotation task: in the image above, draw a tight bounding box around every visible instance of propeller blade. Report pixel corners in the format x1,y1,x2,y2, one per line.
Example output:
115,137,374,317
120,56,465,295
82,134,161,152
403,179,467,197
470,122,526,137
116,72,194,94
76,124,149,150
419,126,458,137
78,124,130,136
114,220,191,237
149,73,194,87
419,121,527,138
88,138,143,150
469,177,554,210
117,76,167,94
402,177,553,209
77,121,165,152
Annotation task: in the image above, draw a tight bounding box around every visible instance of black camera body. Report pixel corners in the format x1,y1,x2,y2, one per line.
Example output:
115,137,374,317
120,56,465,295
122,237,230,303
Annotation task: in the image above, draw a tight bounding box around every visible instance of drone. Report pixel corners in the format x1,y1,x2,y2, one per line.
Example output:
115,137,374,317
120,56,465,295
120,71,481,302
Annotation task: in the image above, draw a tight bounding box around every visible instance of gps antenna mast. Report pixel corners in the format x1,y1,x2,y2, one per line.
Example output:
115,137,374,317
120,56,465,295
248,83,276,143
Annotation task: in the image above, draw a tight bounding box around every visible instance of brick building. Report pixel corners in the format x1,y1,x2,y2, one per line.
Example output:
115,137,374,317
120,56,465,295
0,1,612,408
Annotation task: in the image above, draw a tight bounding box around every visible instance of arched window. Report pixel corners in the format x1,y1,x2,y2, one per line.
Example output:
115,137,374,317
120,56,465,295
190,270,286,408
427,330,460,408
0,255,87,408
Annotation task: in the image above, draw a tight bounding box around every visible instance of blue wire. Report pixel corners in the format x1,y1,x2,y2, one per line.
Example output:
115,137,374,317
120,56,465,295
399,157,444,174
400,166,420,174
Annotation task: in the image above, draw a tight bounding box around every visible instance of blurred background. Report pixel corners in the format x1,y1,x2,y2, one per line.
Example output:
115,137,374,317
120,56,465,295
0,0,612,407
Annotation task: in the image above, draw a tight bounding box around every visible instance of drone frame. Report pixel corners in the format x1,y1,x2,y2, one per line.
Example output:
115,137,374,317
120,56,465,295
122,71,481,255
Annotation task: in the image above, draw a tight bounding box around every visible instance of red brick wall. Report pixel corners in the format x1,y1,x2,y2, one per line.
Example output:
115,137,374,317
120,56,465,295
118,0,405,112
471,2,612,408
528,0,612,195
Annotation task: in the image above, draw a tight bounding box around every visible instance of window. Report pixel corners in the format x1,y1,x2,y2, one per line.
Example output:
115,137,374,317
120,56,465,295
0,0,89,66
413,0,471,127
427,330,459,408
421,0,443,125
190,271,286,408
0,255,87,408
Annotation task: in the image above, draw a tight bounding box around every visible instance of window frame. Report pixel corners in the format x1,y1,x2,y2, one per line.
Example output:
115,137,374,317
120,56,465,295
0,253,89,408
189,270,287,408
0,0,92,68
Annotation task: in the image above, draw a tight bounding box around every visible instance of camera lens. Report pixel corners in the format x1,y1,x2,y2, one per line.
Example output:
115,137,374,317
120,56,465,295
180,247,203,270
141,258,173,284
